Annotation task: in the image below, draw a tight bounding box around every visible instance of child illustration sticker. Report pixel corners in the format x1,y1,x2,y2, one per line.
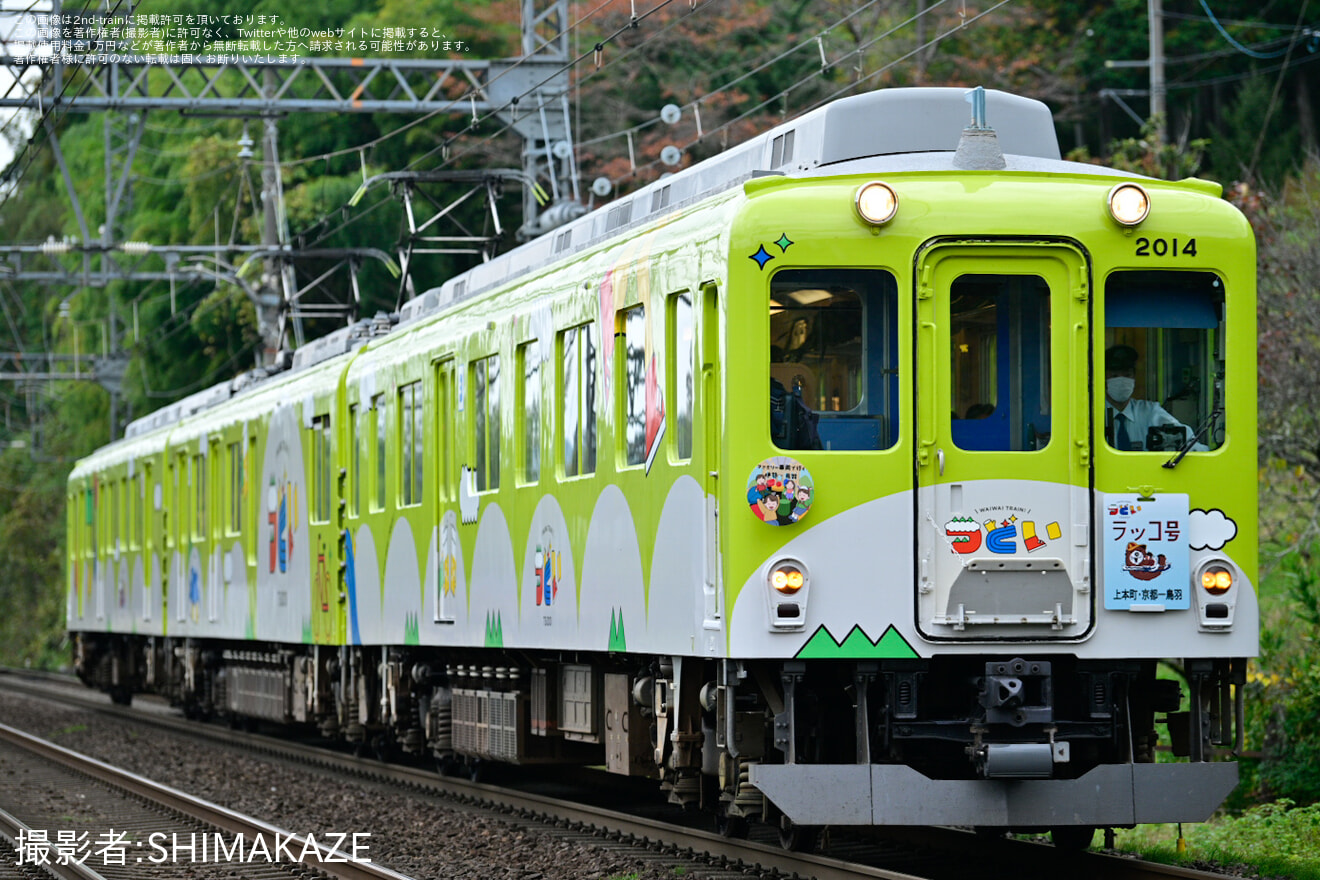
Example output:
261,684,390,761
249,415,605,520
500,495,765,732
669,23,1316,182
746,456,814,526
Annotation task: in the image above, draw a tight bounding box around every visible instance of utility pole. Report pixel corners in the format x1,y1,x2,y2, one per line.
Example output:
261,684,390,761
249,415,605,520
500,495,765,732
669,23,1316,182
1149,0,1166,142
260,67,286,365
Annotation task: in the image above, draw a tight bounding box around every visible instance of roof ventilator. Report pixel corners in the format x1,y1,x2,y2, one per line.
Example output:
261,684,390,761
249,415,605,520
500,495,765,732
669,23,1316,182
371,311,398,338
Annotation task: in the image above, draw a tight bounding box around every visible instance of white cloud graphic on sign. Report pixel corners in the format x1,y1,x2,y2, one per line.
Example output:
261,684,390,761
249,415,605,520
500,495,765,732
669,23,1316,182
1189,509,1237,551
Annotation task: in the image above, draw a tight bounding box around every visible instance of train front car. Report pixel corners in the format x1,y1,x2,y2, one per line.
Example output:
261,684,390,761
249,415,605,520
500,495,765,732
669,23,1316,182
720,89,1256,843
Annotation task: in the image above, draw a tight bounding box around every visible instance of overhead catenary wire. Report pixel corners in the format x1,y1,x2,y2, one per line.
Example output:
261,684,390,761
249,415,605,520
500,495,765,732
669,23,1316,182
1197,0,1310,58
431,0,959,184
0,0,130,209
285,0,714,242
581,0,1012,189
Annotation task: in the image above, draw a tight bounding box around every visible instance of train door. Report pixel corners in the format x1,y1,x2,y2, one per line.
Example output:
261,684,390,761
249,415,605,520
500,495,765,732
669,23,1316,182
914,242,1092,640
433,358,458,624
699,283,723,645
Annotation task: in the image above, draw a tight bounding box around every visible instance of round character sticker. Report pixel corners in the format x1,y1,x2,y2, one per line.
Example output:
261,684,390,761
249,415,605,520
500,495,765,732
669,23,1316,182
746,456,814,526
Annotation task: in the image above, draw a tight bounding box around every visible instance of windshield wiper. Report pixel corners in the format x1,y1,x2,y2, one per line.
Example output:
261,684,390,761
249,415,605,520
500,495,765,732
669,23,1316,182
1163,407,1220,469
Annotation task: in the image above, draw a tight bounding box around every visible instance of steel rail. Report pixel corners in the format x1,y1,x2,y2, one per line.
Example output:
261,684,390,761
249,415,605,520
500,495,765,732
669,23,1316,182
0,721,415,880
0,803,108,880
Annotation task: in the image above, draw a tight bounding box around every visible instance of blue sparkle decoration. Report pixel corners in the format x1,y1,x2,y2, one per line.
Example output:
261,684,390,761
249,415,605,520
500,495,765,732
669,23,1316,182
776,234,793,252
749,245,773,269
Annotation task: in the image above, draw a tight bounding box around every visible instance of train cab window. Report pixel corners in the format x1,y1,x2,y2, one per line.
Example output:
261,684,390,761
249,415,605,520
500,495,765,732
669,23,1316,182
399,382,423,507
1104,271,1224,452
769,269,898,451
620,305,648,467
561,322,598,477
519,342,540,483
373,394,387,511
670,292,694,461
473,354,501,491
950,275,1051,452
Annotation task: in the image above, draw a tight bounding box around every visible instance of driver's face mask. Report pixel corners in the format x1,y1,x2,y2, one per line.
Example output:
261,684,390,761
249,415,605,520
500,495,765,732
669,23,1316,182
1106,376,1135,404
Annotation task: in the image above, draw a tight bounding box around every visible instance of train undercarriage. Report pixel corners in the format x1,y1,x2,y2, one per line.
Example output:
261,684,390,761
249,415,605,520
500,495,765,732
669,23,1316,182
72,632,1245,849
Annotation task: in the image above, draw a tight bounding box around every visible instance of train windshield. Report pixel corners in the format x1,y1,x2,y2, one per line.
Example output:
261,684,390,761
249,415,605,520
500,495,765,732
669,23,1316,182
768,269,898,451
1103,270,1225,452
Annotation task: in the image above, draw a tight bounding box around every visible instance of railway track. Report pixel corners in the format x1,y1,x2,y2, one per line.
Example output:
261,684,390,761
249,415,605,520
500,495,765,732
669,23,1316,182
0,720,414,880
0,670,1251,880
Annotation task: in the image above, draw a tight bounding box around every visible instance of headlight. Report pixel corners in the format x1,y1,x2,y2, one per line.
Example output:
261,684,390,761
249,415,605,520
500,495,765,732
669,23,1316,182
769,560,807,595
855,181,898,226
1107,183,1150,226
1201,566,1233,595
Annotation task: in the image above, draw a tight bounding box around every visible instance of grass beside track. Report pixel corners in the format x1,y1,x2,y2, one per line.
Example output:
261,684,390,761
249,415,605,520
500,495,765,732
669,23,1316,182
1111,801,1320,879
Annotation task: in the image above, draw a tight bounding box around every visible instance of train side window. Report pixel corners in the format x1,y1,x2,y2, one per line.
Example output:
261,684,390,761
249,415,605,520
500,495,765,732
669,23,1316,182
950,274,1051,452
373,394,387,512
620,304,647,467
348,404,359,517
312,414,333,522
113,478,120,550
769,269,898,451
399,382,423,507
173,454,183,548
227,442,242,535
193,453,206,540
137,470,147,550
518,341,540,483
1104,270,1224,452
125,476,134,551
85,488,94,556
473,354,501,491
670,292,694,461
561,322,597,477
247,434,258,565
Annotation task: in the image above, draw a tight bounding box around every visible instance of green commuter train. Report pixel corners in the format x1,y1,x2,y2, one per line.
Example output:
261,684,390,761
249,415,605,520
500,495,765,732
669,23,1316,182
68,87,1257,848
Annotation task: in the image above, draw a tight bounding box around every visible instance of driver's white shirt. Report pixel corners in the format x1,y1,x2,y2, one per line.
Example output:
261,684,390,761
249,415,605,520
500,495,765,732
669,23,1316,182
1105,398,1205,451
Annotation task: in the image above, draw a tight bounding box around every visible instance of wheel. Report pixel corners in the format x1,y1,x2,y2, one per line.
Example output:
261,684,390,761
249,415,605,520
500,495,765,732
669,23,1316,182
110,686,133,706
1051,825,1096,851
715,810,749,839
370,733,394,762
435,755,460,777
466,758,486,783
778,816,820,852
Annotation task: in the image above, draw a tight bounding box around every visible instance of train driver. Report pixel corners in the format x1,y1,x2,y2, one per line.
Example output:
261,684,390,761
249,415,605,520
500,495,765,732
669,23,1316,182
1104,344,1206,452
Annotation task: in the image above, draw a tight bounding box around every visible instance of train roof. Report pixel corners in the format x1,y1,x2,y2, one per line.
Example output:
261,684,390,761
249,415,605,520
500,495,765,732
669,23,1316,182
404,87,1076,322
91,87,1151,472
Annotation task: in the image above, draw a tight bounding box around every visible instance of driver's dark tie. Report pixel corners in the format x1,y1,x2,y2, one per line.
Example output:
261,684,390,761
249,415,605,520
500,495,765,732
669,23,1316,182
1115,412,1132,450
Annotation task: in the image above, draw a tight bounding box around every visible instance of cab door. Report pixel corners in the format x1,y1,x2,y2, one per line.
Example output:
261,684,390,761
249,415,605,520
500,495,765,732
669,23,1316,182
915,242,1092,640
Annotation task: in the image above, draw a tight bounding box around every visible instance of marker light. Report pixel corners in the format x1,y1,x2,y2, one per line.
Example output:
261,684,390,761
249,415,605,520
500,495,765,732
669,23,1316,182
770,561,806,594
1201,566,1233,595
1107,183,1150,226
855,181,898,226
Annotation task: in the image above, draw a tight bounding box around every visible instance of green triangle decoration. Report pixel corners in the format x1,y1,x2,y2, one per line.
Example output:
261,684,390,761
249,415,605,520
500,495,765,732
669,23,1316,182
794,623,919,660
484,610,504,648
608,607,627,652
872,624,919,659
